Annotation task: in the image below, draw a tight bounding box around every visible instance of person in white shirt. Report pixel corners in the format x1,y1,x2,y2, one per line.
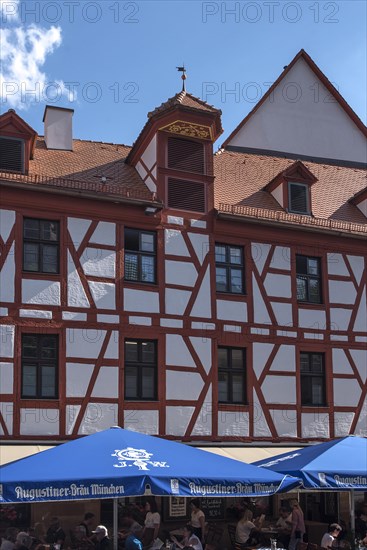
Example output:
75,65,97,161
321,524,342,549
236,509,258,545
171,525,203,550
142,498,161,547
189,499,206,545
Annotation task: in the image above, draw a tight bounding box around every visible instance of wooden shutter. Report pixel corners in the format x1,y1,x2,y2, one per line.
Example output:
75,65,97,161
289,183,308,213
168,137,204,174
168,178,206,212
0,137,24,172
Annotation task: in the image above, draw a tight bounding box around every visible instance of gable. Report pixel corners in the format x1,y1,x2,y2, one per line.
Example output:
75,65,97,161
226,54,367,165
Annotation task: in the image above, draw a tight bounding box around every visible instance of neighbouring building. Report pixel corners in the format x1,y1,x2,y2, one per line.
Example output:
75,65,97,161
0,50,366,460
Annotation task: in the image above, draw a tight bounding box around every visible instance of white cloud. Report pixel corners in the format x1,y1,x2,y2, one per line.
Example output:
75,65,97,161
0,1,76,110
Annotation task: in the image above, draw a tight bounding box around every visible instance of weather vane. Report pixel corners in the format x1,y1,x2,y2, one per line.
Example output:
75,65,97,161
176,65,187,92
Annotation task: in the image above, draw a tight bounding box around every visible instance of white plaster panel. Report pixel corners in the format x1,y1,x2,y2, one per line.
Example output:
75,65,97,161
141,134,157,169
298,308,326,330
192,390,212,436
271,302,293,327
277,330,297,338
270,345,296,372
191,267,212,318
167,216,184,225
166,371,203,400
271,185,284,207
327,253,349,276
252,243,271,275
62,311,87,321
90,222,116,246
354,397,367,436
124,409,159,435
253,390,272,437
261,375,296,404
218,410,249,437
264,273,291,298
66,363,94,397
20,408,59,436
223,325,241,333
0,362,13,393
160,318,183,328
166,406,194,437
92,366,119,398
165,260,197,287
252,275,271,324
253,343,274,378
89,281,115,309
347,255,365,285
0,308,8,316
66,328,106,358
105,331,119,359
331,335,348,341
301,412,330,438
188,233,209,265
67,252,90,308
272,409,298,438
350,350,367,382
304,333,324,340
129,316,152,326
217,300,247,322
0,209,15,242
0,325,14,358
81,249,116,278
228,56,367,164
329,280,357,304
192,322,216,331
22,279,61,305
165,288,191,315
19,309,52,319
0,402,13,435
356,336,367,343
124,288,159,313
66,404,81,434
354,288,367,332
330,308,352,331
165,229,189,256
68,217,91,250
79,403,118,434
144,176,156,193
357,199,367,217
135,161,146,180
189,337,211,373
0,243,14,302
334,412,354,437
334,379,361,407
270,246,290,271
98,314,119,323
190,219,206,228
251,327,270,336
166,335,195,367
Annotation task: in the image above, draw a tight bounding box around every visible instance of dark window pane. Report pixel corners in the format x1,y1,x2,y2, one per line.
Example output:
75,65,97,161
41,337,57,359
309,279,320,303
141,367,155,399
23,242,39,271
215,245,226,263
296,255,307,274
23,219,59,274
42,244,58,273
41,221,59,241
218,348,228,369
231,349,243,369
216,267,227,292
218,372,228,402
230,269,243,293
300,354,309,372
22,336,38,358
141,256,155,283
22,364,37,397
41,365,56,397
229,247,242,265
308,258,319,275
215,243,245,294
24,219,40,239
125,228,140,251
232,373,244,402
125,341,138,362
125,253,138,280
125,366,138,399
141,233,154,252
141,341,155,363
296,277,307,301
289,183,308,213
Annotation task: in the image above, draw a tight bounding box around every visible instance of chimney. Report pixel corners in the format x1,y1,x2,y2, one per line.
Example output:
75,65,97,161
43,106,74,150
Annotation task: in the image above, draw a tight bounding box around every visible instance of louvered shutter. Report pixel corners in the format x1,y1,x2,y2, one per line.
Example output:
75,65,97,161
0,137,24,172
289,183,308,213
168,178,206,212
168,137,204,174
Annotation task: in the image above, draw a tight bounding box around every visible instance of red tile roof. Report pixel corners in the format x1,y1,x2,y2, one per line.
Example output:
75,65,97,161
214,150,367,235
148,91,220,118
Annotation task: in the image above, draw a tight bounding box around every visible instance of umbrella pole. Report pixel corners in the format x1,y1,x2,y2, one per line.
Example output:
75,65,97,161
113,498,118,550
350,490,355,547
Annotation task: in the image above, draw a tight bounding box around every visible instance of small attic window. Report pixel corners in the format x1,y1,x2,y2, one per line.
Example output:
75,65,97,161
0,136,24,173
168,136,205,174
288,182,310,214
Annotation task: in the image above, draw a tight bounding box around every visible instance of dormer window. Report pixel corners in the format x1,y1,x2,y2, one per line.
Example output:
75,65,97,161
0,136,24,173
167,136,205,174
288,181,309,214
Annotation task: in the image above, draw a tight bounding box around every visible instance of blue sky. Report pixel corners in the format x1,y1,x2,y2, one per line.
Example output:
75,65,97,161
1,0,366,147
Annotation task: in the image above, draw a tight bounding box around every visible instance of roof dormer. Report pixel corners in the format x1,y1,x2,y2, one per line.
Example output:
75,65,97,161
264,160,318,215
350,187,367,219
0,109,37,174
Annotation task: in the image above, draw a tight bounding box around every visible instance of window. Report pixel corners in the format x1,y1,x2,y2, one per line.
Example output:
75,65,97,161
168,136,205,174
167,178,206,213
296,255,322,303
218,347,246,404
288,182,309,214
215,244,244,293
300,352,326,406
124,228,156,284
21,334,58,399
0,136,24,173
23,218,60,273
124,340,157,400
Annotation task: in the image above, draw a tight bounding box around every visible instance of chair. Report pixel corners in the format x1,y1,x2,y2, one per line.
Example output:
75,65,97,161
205,524,224,548
227,524,249,550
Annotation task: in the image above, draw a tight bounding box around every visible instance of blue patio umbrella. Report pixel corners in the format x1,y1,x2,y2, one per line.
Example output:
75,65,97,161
0,426,300,504
253,436,367,490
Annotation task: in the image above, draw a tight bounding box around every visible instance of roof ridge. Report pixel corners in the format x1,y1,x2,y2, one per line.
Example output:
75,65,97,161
37,136,132,148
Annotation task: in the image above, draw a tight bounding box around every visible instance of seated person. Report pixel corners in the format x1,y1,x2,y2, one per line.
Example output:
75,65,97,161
46,517,66,548
91,526,110,550
171,525,202,550
321,524,342,549
276,507,292,548
124,524,143,550
236,509,259,546
70,526,93,550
